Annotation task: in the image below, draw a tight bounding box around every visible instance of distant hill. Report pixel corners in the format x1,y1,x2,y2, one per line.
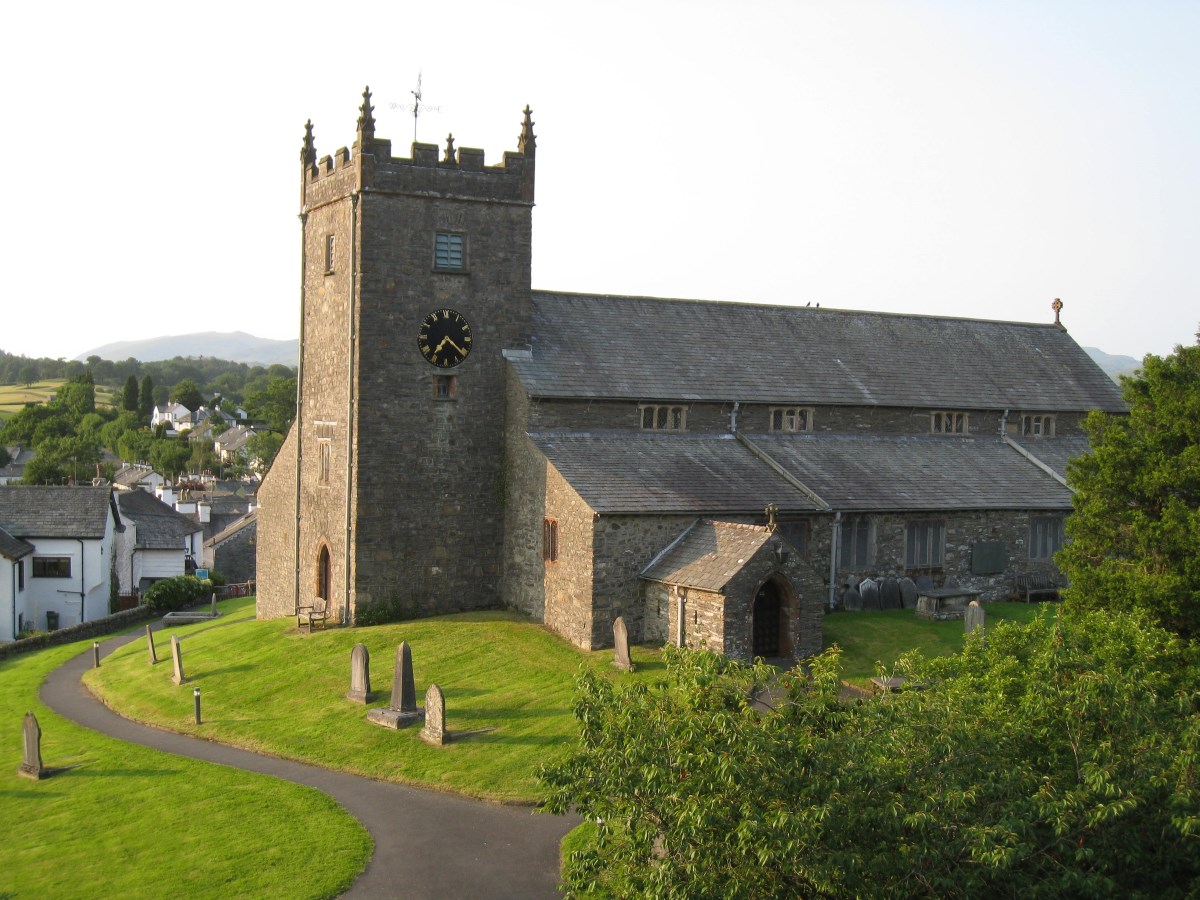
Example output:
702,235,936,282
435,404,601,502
77,332,298,367
1084,347,1141,382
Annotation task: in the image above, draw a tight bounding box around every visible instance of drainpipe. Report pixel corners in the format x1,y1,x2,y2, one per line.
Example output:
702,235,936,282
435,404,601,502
999,408,1009,437
728,401,740,433
293,211,308,618
78,538,86,624
828,512,841,610
675,586,686,647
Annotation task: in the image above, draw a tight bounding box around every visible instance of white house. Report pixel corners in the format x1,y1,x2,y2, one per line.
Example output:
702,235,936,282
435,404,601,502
0,485,120,640
114,489,205,594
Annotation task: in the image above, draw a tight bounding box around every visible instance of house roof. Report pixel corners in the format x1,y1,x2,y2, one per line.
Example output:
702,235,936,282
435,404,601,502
116,489,203,550
1009,435,1091,479
113,464,160,488
641,520,777,591
1,446,34,480
531,432,822,515
510,292,1126,413
204,509,257,548
748,433,1075,511
0,485,116,539
0,525,35,561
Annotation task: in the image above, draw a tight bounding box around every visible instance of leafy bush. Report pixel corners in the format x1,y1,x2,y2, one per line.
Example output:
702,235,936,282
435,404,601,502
142,576,214,613
354,594,417,627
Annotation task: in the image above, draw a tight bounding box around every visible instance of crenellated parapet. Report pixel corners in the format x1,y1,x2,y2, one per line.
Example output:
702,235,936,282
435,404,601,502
300,86,535,212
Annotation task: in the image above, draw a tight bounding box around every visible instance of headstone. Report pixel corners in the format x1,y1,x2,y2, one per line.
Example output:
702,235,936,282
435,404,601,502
899,577,919,609
915,574,935,592
170,635,186,685
612,617,634,672
842,587,862,611
965,600,986,635
860,578,881,610
17,712,46,780
210,592,217,616
419,684,447,746
146,625,158,665
880,577,901,610
845,575,860,592
366,642,424,729
346,643,376,704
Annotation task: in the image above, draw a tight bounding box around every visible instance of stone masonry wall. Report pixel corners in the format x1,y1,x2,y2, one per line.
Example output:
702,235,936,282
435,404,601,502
541,463,596,649
501,369,547,621
206,519,257,586
255,425,298,619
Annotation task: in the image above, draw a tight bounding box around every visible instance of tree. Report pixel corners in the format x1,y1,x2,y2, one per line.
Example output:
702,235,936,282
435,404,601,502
122,374,139,412
542,610,1200,898
244,376,297,434
245,431,284,472
22,435,102,485
171,379,205,413
1061,332,1200,640
18,364,37,387
55,372,95,418
138,374,155,421
150,438,191,478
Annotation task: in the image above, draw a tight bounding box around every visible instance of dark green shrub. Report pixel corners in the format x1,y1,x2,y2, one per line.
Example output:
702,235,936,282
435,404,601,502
354,594,415,627
142,576,213,613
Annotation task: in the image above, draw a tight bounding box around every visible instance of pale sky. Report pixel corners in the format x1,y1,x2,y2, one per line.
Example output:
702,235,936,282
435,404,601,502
2,0,1196,362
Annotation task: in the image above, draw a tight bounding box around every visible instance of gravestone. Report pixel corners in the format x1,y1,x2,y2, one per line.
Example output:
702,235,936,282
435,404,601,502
915,574,935,592
845,575,860,592
842,587,862,611
346,643,376,704
17,712,46,780
146,625,157,665
612,617,634,672
210,592,217,616
880,577,901,610
965,600,986,635
420,684,447,746
367,642,424,729
860,578,881,610
170,635,186,685
899,577,919,609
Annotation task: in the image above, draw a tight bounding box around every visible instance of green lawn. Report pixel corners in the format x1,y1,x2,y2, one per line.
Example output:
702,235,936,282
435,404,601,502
0,630,371,899
0,379,116,422
85,598,666,804
823,601,1051,686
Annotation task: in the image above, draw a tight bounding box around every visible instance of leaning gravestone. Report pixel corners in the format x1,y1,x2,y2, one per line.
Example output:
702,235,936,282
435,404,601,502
170,635,186,685
965,600,986,635
613,617,634,672
346,643,376,704
367,642,424,729
146,625,158,665
915,574,935,592
880,577,901,610
842,587,862,611
420,684,447,746
860,578,881,610
899,577,919,609
18,712,46,780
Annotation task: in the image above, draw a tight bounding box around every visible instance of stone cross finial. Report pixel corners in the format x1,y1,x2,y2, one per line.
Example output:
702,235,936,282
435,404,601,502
1052,297,1063,326
357,86,375,136
518,106,536,156
301,120,316,167
443,134,456,164
764,503,779,533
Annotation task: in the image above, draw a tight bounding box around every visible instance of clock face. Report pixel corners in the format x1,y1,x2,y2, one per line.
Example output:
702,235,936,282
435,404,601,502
418,308,473,367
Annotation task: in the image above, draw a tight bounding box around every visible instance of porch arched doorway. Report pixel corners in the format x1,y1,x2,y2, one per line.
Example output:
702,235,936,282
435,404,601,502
316,545,331,602
751,577,794,659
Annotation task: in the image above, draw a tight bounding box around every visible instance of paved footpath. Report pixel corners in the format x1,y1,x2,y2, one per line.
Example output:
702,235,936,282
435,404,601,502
41,627,578,899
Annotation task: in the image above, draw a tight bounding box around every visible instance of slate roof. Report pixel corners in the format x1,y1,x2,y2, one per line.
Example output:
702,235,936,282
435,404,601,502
511,292,1126,412
0,486,115,539
1010,435,1092,479
1,446,34,481
0,525,35,561
113,464,159,488
531,433,822,515
116,489,203,550
641,520,775,591
749,434,1074,511
204,509,257,549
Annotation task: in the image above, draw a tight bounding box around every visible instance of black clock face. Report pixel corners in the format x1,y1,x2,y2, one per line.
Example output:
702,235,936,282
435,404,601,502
418,308,473,367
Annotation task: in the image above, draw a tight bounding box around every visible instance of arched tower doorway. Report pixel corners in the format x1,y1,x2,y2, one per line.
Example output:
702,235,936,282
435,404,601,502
316,544,332,602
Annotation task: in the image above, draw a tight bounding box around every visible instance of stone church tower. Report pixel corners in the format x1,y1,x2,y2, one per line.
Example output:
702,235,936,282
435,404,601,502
257,88,535,623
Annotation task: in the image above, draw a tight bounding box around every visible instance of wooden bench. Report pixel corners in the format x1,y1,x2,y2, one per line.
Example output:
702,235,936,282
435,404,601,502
297,597,331,631
1010,574,1061,602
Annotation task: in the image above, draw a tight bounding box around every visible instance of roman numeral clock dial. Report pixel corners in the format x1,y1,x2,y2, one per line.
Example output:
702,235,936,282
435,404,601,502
417,308,473,367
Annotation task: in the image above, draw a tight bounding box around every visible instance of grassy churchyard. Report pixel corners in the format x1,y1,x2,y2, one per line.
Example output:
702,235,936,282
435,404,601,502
2,595,1057,896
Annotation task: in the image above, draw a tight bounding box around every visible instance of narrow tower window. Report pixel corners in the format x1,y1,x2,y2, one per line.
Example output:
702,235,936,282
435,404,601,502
324,234,336,274
434,232,464,270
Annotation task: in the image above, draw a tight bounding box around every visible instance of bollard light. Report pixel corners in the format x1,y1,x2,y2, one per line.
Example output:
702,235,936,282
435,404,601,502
93,641,101,668
193,687,202,725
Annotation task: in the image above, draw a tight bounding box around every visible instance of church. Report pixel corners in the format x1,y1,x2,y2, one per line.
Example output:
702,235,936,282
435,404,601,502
255,89,1125,661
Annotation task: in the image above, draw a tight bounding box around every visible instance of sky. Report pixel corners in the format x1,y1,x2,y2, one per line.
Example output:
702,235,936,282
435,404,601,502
2,0,1197,363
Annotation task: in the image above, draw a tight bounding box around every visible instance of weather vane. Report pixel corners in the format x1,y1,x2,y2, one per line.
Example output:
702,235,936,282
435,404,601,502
411,71,423,143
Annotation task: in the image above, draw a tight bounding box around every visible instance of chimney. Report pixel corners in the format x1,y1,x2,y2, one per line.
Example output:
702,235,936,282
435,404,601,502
197,501,211,524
